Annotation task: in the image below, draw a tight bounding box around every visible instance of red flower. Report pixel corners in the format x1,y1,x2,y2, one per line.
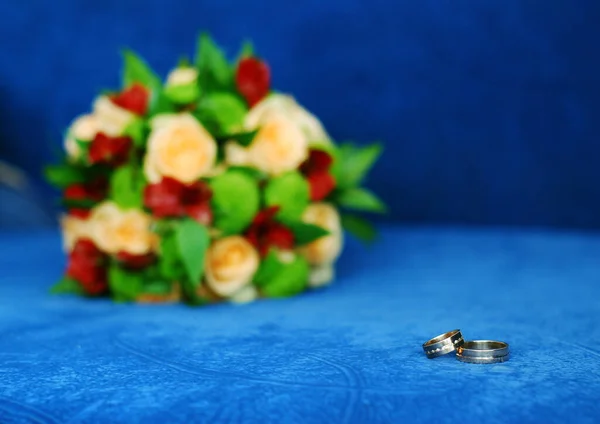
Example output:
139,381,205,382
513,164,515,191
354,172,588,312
66,239,108,295
85,177,109,200
245,206,295,256
144,177,213,225
116,251,156,270
300,150,333,174
111,83,150,115
184,203,213,226
64,184,92,219
300,150,336,201
68,209,91,219
64,180,107,202
236,57,270,107
307,172,336,202
64,178,108,218
89,132,132,166
64,184,88,200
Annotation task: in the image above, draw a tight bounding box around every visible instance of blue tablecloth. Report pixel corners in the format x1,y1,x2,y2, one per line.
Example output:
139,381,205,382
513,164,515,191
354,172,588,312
1,226,599,423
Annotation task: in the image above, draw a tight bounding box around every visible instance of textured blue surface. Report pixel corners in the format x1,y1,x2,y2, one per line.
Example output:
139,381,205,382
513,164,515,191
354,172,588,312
1,227,599,423
1,1,600,228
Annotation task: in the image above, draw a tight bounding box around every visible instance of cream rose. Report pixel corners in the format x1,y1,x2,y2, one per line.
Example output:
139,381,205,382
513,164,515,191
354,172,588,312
93,95,136,137
166,67,198,86
61,214,93,252
227,93,329,174
242,113,308,176
64,114,99,160
89,201,156,255
298,203,343,267
144,113,217,183
245,93,331,147
205,236,260,297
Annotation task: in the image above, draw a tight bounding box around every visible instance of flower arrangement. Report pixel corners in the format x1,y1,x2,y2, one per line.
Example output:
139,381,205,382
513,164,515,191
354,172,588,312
45,34,386,305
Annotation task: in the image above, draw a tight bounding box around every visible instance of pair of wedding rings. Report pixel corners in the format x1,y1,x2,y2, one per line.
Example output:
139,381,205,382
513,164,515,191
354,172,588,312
422,329,509,364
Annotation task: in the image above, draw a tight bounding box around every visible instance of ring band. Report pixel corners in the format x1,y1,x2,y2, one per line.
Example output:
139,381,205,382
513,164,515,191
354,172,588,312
422,329,464,358
456,340,509,364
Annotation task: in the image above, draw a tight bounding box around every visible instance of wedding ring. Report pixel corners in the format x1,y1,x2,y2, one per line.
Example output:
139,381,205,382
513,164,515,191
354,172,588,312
422,329,464,358
456,340,510,364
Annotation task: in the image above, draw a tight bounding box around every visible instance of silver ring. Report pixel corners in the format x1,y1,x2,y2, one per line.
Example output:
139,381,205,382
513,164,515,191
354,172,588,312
456,340,510,364
422,329,464,358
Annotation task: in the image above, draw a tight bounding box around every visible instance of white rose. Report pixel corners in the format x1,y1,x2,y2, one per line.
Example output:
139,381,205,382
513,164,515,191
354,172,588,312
245,93,331,147
308,264,335,288
298,203,343,266
205,236,260,297
229,285,259,304
61,214,93,252
166,67,198,86
64,114,99,160
242,113,308,176
93,96,136,137
144,113,217,184
224,141,251,167
89,201,156,255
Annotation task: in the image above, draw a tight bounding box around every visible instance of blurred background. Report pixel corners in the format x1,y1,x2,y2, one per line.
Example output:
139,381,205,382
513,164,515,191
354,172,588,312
1,0,599,229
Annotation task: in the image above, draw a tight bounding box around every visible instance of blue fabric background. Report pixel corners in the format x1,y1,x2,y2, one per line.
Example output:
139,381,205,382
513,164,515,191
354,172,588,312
1,0,600,228
1,228,599,423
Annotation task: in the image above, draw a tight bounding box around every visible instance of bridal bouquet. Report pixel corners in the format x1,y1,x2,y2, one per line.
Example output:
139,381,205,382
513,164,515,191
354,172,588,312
45,34,386,305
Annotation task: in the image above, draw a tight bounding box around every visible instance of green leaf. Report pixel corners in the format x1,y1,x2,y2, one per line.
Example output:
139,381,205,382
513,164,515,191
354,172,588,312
287,222,330,246
335,187,387,214
61,198,97,209
164,83,201,104
122,49,162,92
218,129,258,148
153,220,172,235
236,40,254,62
253,249,285,287
108,263,144,301
196,92,247,135
149,90,176,115
122,50,170,117
142,280,174,295
158,231,185,281
209,170,260,235
227,166,266,180
74,139,91,162
175,218,210,285
123,118,147,148
109,165,145,209
264,172,310,223
195,33,233,92
261,255,309,298
341,214,378,242
332,143,382,189
44,164,86,188
50,277,84,295
173,219,210,305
